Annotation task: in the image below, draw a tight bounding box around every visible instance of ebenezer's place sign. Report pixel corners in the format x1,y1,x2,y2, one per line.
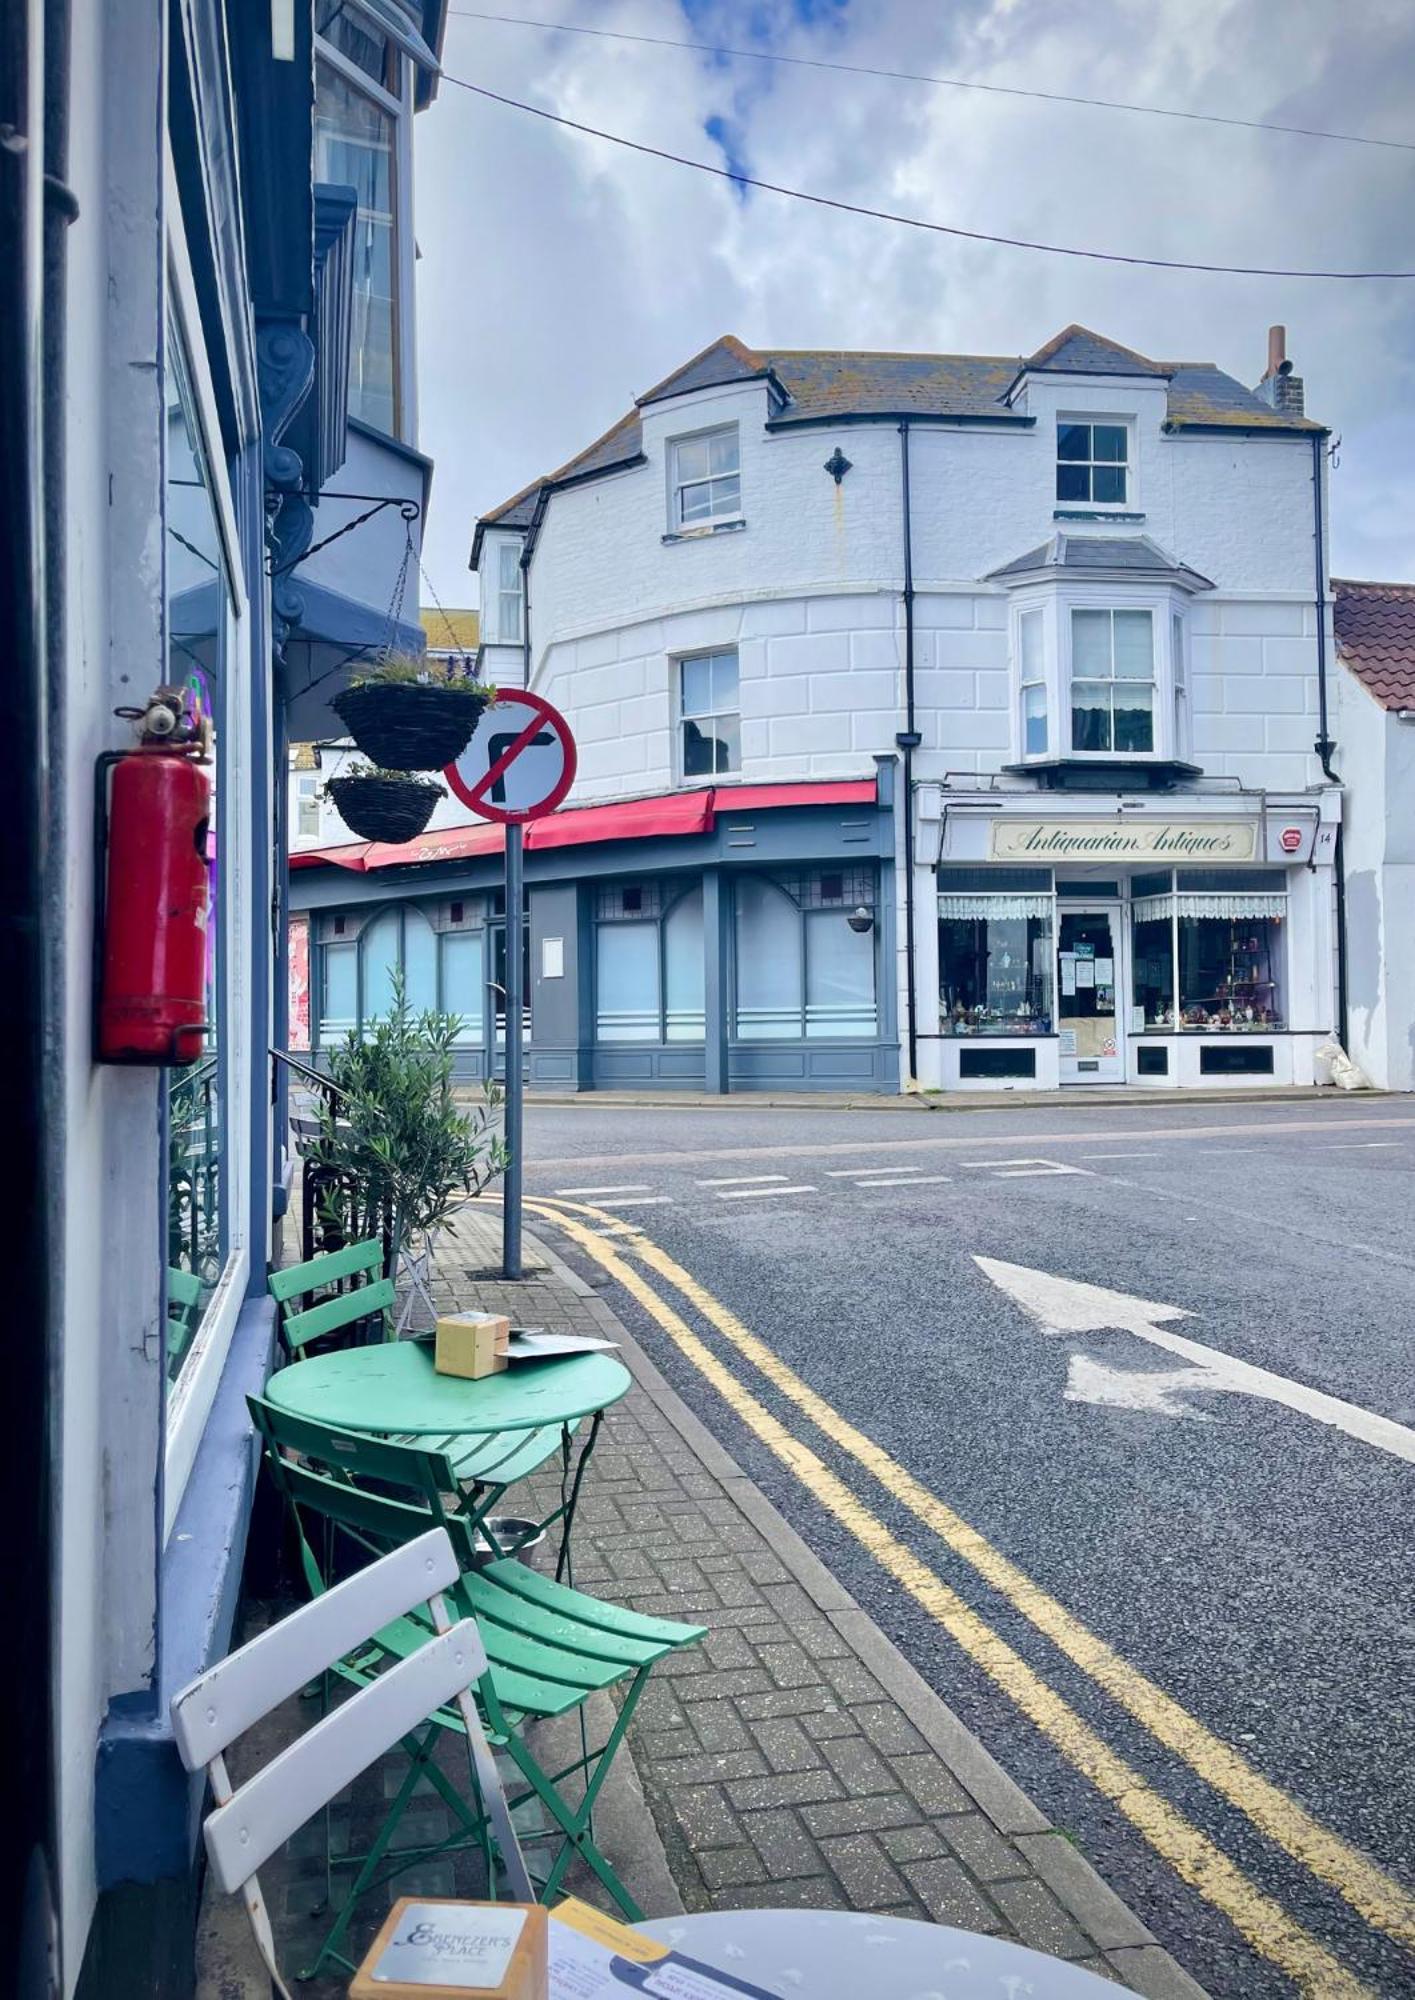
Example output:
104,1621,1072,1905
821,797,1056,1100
990,820,1258,862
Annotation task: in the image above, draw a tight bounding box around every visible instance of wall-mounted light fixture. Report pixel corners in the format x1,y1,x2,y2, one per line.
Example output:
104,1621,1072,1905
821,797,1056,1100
824,447,853,486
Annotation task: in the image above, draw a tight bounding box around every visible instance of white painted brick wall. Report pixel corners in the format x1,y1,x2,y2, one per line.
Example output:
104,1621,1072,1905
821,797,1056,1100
464,360,1329,810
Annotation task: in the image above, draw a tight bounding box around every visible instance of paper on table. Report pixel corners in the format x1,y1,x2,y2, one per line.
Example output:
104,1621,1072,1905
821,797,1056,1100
368,1902,525,1987
548,1900,777,2000
506,1331,619,1362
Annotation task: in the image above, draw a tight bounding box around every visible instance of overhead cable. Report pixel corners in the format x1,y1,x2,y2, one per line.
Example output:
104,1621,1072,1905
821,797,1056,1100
448,8,1415,155
440,73,1415,280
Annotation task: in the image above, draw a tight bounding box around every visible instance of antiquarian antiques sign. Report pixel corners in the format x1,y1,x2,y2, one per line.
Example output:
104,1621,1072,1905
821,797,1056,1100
990,819,1258,863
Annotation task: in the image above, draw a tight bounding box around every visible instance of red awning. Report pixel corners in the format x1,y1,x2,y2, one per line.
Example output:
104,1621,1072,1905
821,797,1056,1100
290,778,878,874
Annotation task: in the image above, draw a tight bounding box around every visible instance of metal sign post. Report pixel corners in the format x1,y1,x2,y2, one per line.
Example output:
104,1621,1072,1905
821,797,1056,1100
502,822,525,1277
446,691,577,1280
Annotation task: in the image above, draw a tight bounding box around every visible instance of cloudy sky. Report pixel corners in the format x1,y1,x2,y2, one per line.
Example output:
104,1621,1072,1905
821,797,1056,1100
412,0,1415,608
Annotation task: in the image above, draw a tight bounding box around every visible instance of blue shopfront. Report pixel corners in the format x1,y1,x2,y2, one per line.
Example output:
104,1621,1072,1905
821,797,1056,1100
291,774,900,1094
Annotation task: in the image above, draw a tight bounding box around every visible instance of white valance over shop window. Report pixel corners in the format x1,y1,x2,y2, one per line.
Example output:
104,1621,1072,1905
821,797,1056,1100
1133,893,1286,923
938,895,1053,921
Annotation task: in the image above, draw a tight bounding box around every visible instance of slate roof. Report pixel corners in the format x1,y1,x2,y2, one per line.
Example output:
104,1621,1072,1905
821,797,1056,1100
1332,578,1415,712
985,534,1214,591
476,327,1322,540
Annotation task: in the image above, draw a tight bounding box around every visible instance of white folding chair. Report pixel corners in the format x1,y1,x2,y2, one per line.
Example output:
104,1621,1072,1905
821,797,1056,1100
171,1528,532,1998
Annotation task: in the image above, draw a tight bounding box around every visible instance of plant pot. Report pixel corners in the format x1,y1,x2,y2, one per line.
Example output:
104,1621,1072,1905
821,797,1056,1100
331,680,493,770
327,774,443,843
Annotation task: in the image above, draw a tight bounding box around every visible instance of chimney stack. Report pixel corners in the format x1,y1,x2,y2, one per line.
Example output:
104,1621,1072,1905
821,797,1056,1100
1256,324,1304,417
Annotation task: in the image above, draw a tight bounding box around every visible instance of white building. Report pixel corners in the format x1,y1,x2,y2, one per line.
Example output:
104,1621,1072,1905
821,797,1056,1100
1334,579,1415,1092
291,323,1343,1096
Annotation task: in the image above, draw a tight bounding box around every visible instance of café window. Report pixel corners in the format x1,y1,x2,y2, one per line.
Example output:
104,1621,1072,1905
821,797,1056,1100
1130,871,1287,1031
595,880,705,1042
734,870,877,1040
164,309,230,1402
938,868,1054,1038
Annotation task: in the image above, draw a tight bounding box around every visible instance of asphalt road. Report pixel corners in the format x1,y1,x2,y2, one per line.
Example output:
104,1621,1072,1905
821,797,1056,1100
516,1095,1415,1999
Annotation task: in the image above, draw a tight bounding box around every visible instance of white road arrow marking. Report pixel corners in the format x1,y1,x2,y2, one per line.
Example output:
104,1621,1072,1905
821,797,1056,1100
975,1257,1415,1463
1065,1354,1232,1419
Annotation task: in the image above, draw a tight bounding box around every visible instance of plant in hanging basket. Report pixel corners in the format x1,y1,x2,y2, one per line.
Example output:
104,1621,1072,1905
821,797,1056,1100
331,652,496,771
325,762,445,844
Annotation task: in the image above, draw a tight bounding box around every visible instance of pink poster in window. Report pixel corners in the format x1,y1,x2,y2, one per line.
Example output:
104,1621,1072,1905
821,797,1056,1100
289,915,310,1051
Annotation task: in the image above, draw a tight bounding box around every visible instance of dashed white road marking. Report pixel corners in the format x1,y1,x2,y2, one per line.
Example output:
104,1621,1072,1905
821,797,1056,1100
696,1174,792,1186
715,1184,818,1200
586,1195,673,1208
553,1183,651,1196
977,1256,1415,1463
824,1166,923,1178
855,1173,954,1187
1323,1141,1402,1150
1077,1151,1157,1161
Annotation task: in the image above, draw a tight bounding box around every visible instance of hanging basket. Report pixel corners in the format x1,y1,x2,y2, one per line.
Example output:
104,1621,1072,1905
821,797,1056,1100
327,775,443,844
330,680,493,771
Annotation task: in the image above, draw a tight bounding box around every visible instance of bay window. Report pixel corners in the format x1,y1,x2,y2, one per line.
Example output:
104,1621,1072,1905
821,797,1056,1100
595,880,706,1041
734,870,878,1040
938,869,1054,1037
1007,588,1193,765
1130,871,1287,1031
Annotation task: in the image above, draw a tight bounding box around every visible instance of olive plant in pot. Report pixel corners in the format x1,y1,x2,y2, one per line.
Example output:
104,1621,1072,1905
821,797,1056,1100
325,760,445,842
331,652,496,771
308,971,507,1320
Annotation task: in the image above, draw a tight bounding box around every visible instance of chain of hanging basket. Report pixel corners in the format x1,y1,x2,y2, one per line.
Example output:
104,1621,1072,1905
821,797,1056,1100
329,520,492,773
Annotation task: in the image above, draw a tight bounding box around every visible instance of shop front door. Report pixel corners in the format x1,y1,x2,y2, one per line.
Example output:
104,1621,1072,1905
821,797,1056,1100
1057,906,1124,1083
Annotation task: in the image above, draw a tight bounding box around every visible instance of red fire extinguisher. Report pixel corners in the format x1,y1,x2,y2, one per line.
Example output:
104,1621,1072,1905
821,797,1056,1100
98,689,212,1065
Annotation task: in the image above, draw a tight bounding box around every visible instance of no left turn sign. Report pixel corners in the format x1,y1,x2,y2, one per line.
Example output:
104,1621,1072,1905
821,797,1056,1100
445,689,577,824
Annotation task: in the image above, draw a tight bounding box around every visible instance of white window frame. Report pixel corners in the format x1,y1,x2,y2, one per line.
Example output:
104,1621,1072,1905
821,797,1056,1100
677,647,741,781
1017,607,1048,758
1009,585,1187,764
668,423,743,533
496,540,524,644
1068,605,1157,757
314,25,415,440
1055,416,1133,511
162,150,252,1540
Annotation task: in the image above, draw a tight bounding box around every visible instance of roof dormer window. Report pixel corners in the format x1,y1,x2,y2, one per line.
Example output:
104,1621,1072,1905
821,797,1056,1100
1056,421,1128,506
670,426,741,531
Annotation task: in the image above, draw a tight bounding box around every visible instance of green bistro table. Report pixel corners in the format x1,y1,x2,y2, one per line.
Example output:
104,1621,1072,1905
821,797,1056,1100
264,1341,632,1575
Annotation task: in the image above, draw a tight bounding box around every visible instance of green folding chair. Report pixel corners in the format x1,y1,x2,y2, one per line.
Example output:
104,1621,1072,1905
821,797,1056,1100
249,1395,704,1954
268,1243,582,1557
166,1266,204,1384
268,1237,395,1356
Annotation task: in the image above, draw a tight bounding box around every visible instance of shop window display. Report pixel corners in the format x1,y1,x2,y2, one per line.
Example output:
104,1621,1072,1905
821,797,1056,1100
1130,871,1286,1031
938,884,1054,1038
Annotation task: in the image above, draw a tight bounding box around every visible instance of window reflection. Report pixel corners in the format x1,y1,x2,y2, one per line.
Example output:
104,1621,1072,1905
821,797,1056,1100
316,58,399,435
164,310,228,1392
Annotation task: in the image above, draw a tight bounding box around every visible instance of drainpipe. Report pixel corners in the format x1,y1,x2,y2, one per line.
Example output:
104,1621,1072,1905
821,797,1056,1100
1310,432,1348,1049
896,422,920,1082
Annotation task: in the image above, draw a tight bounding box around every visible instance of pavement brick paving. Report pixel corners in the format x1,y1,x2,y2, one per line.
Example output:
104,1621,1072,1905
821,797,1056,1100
197,1195,1208,1999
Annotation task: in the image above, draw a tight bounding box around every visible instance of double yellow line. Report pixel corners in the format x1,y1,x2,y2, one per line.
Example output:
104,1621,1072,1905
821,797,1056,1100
524,1192,1414,1999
